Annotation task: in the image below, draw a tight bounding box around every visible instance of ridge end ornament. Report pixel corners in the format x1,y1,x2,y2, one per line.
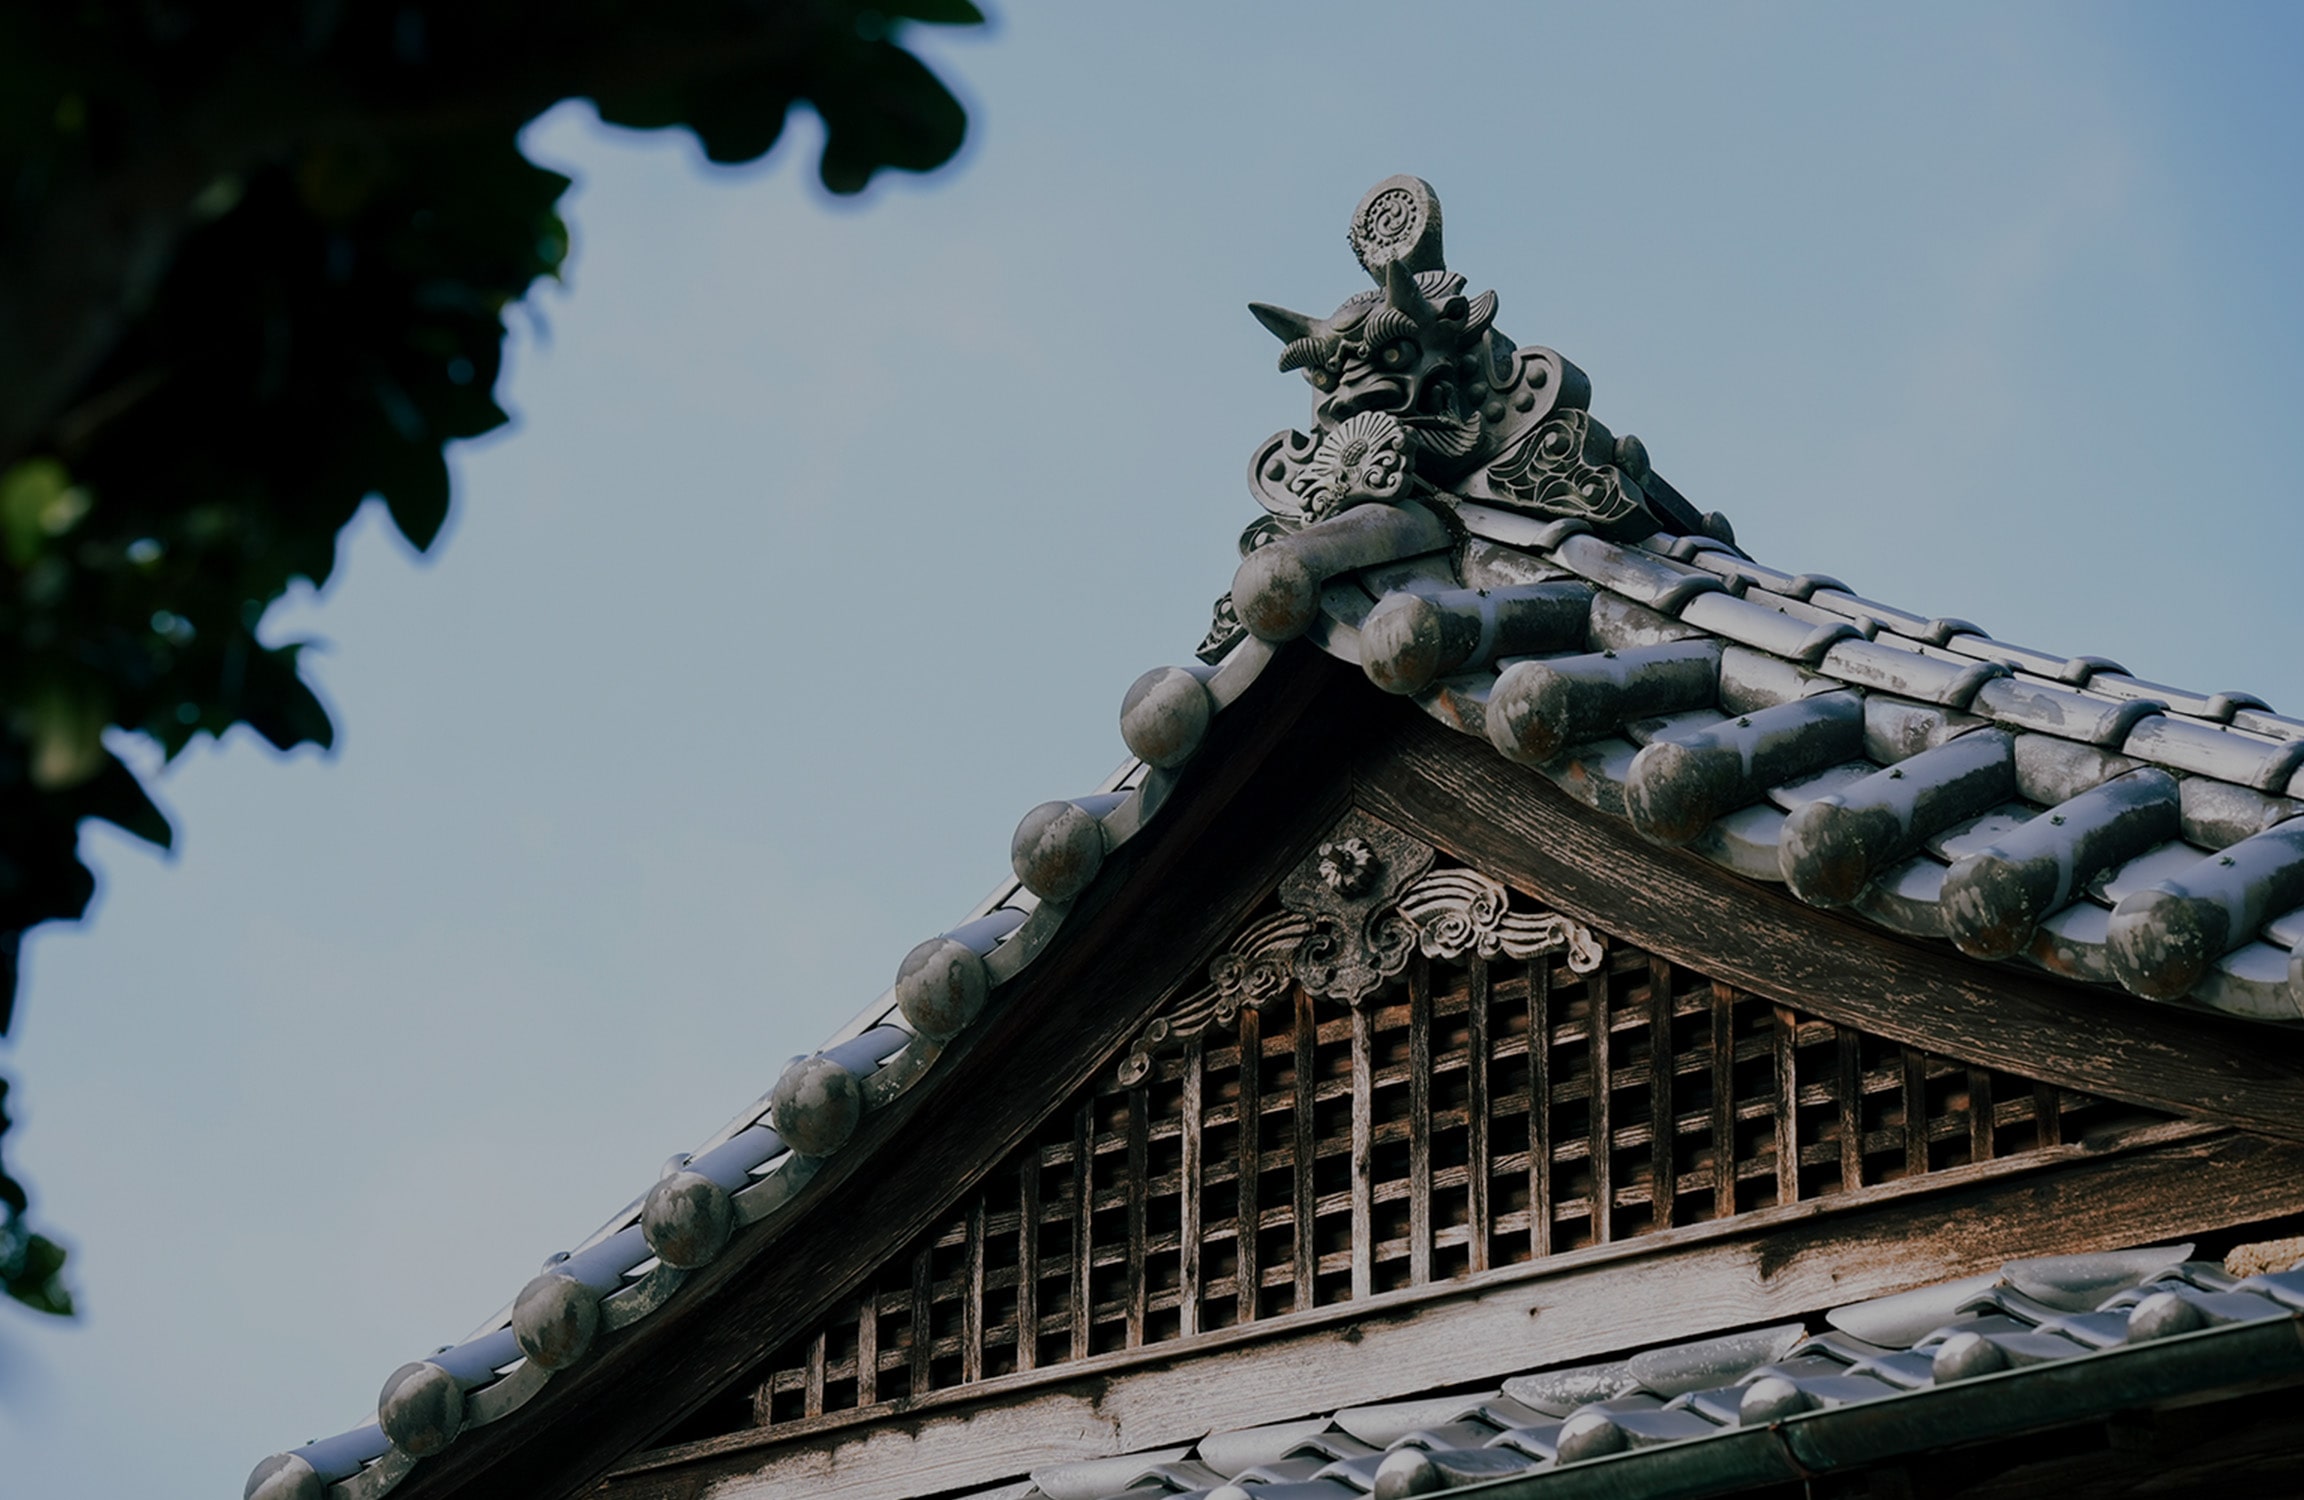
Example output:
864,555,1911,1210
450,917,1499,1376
1243,178,1732,546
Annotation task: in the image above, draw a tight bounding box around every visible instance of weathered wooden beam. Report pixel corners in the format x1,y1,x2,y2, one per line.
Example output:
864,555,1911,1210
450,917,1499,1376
1528,957,1552,1260
961,1200,985,1386
1650,956,1675,1231
1014,1145,1037,1376
1589,959,1613,1245
1348,1003,1375,1299
907,1247,932,1396
1408,957,1433,1287
594,1127,2304,1500
1836,1026,1862,1193
1232,1005,1260,1327
1125,1086,1149,1349
1709,983,1736,1219
1465,958,1491,1275
863,1292,886,1409
1772,1004,1799,1207
1354,709,2304,1143
1179,1037,1203,1339
1900,1046,1928,1179
1970,1068,1997,1165
2035,1080,2063,1152
1290,984,1317,1313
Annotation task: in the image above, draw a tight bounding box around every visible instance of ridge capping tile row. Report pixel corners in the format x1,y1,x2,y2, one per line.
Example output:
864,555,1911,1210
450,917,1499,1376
1326,516,2303,1027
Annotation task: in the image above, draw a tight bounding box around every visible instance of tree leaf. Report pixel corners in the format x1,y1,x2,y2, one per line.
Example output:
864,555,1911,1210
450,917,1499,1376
0,457,84,567
76,753,173,850
879,0,988,23
2,1227,74,1316
677,81,799,167
380,442,452,552
813,42,968,193
236,641,336,753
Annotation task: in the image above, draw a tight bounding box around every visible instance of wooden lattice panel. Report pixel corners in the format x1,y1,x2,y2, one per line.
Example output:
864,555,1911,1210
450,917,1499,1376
670,918,2150,1443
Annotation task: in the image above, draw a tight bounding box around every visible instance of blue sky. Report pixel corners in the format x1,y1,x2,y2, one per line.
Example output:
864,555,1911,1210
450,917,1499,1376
5,4,2301,1492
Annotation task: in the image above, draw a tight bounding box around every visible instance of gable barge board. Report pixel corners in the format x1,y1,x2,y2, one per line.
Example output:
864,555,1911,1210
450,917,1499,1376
592,1124,2304,1500
1355,707,2304,1145
394,650,1367,1500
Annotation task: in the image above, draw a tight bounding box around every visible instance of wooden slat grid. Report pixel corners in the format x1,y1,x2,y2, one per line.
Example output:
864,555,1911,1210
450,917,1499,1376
736,911,2144,1431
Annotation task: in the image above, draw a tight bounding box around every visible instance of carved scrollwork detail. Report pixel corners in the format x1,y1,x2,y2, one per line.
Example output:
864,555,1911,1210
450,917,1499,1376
1118,838,1606,1084
1208,911,1314,1013
1473,408,1646,530
1294,904,1424,1008
1249,427,1324,518
1117,911,1311,1086
1396,867,1606,971
1238,515,1291,556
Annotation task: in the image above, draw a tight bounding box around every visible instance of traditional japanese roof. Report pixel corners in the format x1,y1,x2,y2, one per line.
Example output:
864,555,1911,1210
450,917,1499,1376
245,178,2304,1500
1003,1244,2304,1500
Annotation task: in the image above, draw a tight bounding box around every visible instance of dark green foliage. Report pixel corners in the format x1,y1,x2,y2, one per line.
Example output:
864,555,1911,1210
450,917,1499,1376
0,0,980,1317
0,1079,71,1316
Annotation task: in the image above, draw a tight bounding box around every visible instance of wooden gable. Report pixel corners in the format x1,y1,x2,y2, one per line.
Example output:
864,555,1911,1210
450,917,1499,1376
550,654,2304,1500
649,897,2166,1444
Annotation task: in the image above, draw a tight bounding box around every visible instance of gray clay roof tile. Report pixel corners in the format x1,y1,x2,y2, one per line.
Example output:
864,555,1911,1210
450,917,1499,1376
1023,1245,2304,1500
1284,504,2304,1014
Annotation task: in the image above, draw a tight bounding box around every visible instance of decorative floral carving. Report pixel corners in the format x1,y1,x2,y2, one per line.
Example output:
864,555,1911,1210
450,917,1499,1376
1290,414,1410,525
1118,847,1605,1085
1316,836,1380,897
1289,412,1410,520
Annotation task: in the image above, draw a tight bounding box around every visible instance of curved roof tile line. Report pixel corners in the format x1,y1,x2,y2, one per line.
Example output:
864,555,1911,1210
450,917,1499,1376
1240,498,2304,1022
1003,1244,2304,1500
